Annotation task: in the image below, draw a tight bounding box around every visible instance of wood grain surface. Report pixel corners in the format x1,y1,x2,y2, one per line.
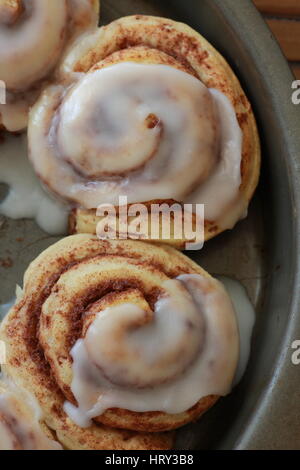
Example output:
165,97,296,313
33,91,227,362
253,0,300,16
253,0,300,78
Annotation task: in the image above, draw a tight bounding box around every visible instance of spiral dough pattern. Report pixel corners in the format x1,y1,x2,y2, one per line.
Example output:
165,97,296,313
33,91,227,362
0,235,238,448
0,0,99,131
28,15,260,239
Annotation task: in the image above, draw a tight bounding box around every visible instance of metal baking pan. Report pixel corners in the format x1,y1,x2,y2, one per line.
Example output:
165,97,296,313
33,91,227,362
1,0,300,450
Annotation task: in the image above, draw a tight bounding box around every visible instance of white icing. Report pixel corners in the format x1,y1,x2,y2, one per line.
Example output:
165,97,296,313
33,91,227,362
0,0,99,132
85,281,206,389
15,284,23,302
29,63,243,227
217,276,255,385
30,63,218,206
188,89,244,224
0,134,68,235
64,274,239,427
0,0,67,91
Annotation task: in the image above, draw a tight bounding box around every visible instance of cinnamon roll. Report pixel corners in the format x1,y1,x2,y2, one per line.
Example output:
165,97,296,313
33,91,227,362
0,0,100,132
28,15,260,243
0,378,62,450
0,235,239,449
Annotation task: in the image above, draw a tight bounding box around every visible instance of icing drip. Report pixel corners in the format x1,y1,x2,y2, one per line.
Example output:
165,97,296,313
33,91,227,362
187,89,244,226
29,62,243,227
217,276,256,385
0,134,68,235
64,274,239,427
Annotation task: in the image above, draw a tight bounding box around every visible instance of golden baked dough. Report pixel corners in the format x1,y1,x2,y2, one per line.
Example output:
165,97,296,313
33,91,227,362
28,15,260,245
0,235,238,448
1,235,207,448
0,0,100,132
68,200,200,251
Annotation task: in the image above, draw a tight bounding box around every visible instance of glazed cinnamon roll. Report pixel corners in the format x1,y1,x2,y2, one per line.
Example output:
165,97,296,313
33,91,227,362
0,235,238,449
0,379,62,450
28,15,260,242
0,0,100,132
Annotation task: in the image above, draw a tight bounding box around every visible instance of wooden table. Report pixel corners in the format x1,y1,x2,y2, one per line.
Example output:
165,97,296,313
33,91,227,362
253,0,300,78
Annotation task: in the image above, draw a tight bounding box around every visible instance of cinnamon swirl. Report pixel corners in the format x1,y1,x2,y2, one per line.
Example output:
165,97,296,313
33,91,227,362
29,15,260,243
0,235,239,449
0,0,100,132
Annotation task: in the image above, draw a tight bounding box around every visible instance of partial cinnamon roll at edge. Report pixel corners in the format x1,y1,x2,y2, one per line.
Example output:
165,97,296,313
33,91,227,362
0,378,62,450
0,0,100,132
